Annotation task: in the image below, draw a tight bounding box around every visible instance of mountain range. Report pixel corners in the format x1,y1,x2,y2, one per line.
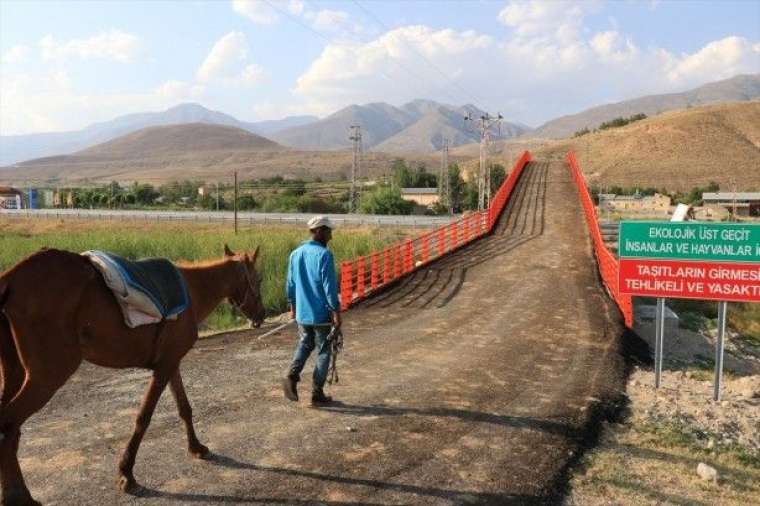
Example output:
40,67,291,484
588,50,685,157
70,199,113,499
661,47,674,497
0,104,315,166
530,74,760,139
1,74,758,167
269,99,531,153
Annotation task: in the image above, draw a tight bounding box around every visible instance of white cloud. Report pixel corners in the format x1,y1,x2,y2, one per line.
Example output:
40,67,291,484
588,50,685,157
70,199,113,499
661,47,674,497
196,32,249,81
291,19,759,125
232,0,278,24
312,9,350,31
39,30,142,63
238,63,267,85
498,0,594,38
666,36,760,85
2,45,31,64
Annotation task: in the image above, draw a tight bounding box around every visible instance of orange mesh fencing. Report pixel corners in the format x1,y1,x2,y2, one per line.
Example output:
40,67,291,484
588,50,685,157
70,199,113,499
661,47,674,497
565,152,633,327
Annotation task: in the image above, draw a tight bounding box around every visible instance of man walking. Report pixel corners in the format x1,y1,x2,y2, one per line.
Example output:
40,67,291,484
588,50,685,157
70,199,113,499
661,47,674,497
282,216,341,405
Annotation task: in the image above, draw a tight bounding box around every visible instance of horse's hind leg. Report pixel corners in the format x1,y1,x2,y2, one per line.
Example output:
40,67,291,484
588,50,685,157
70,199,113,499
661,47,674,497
169,370,209,459
0,333,80,506
117,369,171,494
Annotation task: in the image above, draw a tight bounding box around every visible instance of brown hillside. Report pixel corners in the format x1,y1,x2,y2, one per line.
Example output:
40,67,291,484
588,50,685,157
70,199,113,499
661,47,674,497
532,101,760,191
0,148,460,186
451,102,760,190
75,123,283,159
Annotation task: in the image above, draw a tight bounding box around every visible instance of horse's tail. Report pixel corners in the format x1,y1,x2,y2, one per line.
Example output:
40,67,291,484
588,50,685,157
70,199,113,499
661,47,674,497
0,276,17,374
0,277,8,309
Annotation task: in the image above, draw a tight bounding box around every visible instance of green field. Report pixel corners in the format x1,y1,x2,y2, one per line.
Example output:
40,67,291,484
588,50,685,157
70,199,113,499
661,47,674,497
0,219,407,331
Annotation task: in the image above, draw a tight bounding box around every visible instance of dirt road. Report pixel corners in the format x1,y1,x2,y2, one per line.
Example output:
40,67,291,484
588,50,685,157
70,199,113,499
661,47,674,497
18,161,628,505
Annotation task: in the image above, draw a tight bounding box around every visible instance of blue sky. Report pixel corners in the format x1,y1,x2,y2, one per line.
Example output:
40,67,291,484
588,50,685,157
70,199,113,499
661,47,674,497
1,0,758,135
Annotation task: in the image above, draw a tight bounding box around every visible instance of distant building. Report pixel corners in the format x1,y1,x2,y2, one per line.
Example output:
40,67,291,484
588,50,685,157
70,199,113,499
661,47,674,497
401,188,439,207
702,192,760,217
197,185,210,197
599,192,670,214
0,186,24,209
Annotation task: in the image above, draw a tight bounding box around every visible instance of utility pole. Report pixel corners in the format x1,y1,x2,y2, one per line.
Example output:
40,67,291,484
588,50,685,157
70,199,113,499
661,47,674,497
215,181,220,211
466,112,502,210
349,125,362,213
233,171,238,234
439,137,450,212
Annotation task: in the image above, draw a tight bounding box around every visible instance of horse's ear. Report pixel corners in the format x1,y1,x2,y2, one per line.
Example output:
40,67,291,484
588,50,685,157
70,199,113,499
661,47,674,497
224,244,235,257
251,246,260,264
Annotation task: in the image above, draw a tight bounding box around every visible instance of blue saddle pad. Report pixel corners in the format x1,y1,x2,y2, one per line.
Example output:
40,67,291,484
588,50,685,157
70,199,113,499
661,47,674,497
89,251,189,319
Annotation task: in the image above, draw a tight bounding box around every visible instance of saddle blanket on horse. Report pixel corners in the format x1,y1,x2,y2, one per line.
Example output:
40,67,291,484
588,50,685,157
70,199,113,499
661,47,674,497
83,250,189,328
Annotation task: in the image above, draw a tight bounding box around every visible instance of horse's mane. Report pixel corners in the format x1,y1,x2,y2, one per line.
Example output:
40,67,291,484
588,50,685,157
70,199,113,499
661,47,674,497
176,257,231,270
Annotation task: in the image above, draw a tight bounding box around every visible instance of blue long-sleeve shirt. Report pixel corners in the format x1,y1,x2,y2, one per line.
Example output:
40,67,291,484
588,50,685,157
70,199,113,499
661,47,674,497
286,240,339,325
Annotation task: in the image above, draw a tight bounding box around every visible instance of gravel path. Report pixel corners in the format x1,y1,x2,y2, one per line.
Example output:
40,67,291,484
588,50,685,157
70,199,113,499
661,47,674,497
17,161,628,505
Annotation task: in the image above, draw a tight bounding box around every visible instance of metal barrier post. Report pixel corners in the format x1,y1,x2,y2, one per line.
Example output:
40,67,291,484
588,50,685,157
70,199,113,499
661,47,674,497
421,234,429,263
437,227,446,256
403,239,413,273
356,256,366,297
383,248,392,284
394,244,402,279
370,252,380,290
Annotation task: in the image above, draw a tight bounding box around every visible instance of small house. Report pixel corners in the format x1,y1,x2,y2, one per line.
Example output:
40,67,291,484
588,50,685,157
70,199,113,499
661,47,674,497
702,192,760,217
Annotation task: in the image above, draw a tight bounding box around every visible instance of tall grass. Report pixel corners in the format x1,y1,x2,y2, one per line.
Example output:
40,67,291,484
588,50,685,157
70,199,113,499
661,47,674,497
0,220,404,330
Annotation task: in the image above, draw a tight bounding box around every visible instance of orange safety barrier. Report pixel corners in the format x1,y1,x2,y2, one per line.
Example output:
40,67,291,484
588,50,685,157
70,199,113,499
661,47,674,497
340,261,353,310
565,152,633,327
338,151,532,309
403,239,413,273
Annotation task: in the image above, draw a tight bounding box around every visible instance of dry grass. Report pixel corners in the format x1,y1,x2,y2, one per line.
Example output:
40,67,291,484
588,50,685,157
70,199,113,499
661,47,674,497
533,101,760,192
570,419,760,506
1,148,461,186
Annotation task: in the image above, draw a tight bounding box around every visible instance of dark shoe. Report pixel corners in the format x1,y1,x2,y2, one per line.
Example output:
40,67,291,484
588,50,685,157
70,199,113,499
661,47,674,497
282,375,299,401
311,389,333,405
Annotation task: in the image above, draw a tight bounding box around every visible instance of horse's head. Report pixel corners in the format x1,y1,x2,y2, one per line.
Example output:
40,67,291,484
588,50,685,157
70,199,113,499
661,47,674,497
224,244,266,328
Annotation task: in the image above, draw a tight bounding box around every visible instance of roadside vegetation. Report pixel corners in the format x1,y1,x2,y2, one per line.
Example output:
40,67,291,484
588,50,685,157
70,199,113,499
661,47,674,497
0,219,408,331
34,158,507,217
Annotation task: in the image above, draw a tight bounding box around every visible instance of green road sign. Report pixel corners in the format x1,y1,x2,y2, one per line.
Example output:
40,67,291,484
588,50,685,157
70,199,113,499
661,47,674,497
618,221,760,262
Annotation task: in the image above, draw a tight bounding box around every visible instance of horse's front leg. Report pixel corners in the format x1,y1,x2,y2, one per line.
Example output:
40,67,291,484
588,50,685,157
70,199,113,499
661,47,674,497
169,369,210,459
117,370,171,494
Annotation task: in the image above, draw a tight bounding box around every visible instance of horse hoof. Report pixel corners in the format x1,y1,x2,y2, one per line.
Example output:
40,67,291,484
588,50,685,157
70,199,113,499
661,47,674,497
190,444,211,459
117,475,140,495
1,487,41,506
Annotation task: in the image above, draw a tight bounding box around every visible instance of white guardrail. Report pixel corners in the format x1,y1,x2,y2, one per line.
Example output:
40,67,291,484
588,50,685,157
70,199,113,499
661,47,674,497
0,209,457,228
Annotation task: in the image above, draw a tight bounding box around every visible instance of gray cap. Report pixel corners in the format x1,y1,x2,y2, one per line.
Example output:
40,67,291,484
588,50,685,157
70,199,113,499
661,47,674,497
307,215,334,230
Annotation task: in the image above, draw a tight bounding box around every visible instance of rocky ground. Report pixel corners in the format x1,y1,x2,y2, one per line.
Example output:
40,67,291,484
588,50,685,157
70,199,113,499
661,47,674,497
568,320,759,505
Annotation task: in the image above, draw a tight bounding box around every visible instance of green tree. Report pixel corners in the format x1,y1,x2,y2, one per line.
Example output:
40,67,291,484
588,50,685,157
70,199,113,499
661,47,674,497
490,164,506,195
447,164,466,212
358,186,414,215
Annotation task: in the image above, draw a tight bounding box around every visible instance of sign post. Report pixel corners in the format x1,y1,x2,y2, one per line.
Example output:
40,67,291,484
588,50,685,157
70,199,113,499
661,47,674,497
714,301,727,401
619,221,759,400
655,298,665,388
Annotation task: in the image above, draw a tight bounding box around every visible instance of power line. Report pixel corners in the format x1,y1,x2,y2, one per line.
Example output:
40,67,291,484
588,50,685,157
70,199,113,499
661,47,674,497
263,0,468,107
349,125,362,213
351,0,490,109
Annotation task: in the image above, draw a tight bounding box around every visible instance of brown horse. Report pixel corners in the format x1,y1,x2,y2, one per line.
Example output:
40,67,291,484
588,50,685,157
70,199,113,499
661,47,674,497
0,245,265,506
